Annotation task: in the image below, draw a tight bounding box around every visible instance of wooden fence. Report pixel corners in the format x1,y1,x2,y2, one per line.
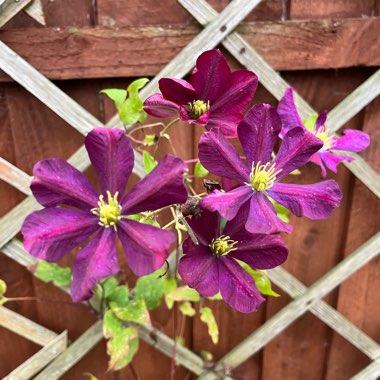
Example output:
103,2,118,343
0,0,379,379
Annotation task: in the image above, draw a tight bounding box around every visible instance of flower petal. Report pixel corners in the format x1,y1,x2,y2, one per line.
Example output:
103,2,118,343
310,153,327,178
159,78,197,104
277,87,303,136
31,159,99,210
121,154,187,214
230,234,288,270
179,107,210,125
219,256,265,313
333,129,370,152
238,104,281,166
143,94,180,118
245,192,292,234
199,129,250,183
318,151,353,174
190,49,232,104
179,241,219,297
118,219,175,276
85,128,134,196
187,209,220,246
315,112,327,129
268,180,342,219
200,186,252,221
71,228,119,302
273,127,323,179
206,69,258,137
22,208,99,262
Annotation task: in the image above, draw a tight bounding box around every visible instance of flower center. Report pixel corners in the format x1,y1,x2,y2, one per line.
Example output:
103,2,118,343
210,235,238,256
91,191,122,229
249,162,282,192
314,125,336,151
187,100,210,119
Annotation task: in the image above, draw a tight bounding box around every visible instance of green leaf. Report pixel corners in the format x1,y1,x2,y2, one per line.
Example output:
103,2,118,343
83,373,98,380
303,113,318,132
126,213,160,227
103,310,139,371
176,336,185,347
134,271,164,310
200,307,219,344
242,264,280,297
143,134,157,146
142,151,157,174
100,277,119,298
165,286,200,309
107,285,130,308
100,89,127,109
110,299,151,326
179,301,196,317
0,279,7,305
119,78,149,125
194,161,209,177
35,261,72,287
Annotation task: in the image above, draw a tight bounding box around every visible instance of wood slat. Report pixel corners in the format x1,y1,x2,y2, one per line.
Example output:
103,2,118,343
0,306,58,346
4,331,68,380
0,0,33,28
0,17,378,81
199,232,380,379
0,157,32,196
24,0,46,26
351,359,380,380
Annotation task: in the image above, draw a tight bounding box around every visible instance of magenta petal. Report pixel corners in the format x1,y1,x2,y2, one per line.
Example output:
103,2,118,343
85,128,134,196
268,180,342,219
231,234,288,270
144,94,180,118
179,242,219,297
277,87,303,136
159,78,197,104
200,186,253,221
179,107,210,125
199,129,250,183
310,153,327,177
219,256,265,313
273,128,323,179
315,112,327,129
238,104,281,166
246,193,292,234
118,219,175,276
71,228,119,302
207,69,258,136
121,154,187,214
190,49,232,104
333,129,370,152
318,151,353,174
187,209,220,246
22,208,99,262
31,159,99,210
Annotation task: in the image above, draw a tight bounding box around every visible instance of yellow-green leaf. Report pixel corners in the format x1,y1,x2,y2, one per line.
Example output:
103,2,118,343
242,264,280,297
100,89,127,109
107,285,130,308
103,310,139,371
179,301,196,317
303,113,318,132
134,271,164,310
142,151,157,174
35,261,72,287
110,299,151,327
194,161,208,177
0,279,7,305
165,286,200,309
144,134,157,146
200,307,219,344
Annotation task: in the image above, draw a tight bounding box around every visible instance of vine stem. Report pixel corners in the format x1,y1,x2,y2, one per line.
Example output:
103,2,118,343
153,118,180,157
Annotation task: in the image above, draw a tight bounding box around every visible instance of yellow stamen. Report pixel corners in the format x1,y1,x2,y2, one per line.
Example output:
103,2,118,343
187,100,210,119
91,191,122,230
314,125,336,150
210,235,238,256
249,161,282,192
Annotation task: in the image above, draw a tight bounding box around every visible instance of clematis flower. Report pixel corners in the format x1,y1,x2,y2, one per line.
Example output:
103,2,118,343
143,49,258,137
198,104,342,234
277,87,370,177
21,128,188,302
178,208,288,313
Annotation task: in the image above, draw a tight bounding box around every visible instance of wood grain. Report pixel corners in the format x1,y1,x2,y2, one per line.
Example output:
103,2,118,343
0,17,378,81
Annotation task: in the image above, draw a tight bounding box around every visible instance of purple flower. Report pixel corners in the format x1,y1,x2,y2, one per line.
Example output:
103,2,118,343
198,104,342,234
21,128,188,302
278,87,370,177
143,49,258,137
178,209,288,313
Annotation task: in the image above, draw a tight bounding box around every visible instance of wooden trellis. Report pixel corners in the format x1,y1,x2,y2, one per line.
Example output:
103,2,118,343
0,0,379,378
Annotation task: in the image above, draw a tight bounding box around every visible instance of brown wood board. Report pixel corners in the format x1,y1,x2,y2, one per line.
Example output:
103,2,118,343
0,18,379,82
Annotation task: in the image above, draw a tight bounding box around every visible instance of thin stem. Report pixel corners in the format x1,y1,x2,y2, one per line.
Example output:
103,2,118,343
184,158,200,164
153,118,180,157
163,219,176,230
127,122,165,136
177,211,199,245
